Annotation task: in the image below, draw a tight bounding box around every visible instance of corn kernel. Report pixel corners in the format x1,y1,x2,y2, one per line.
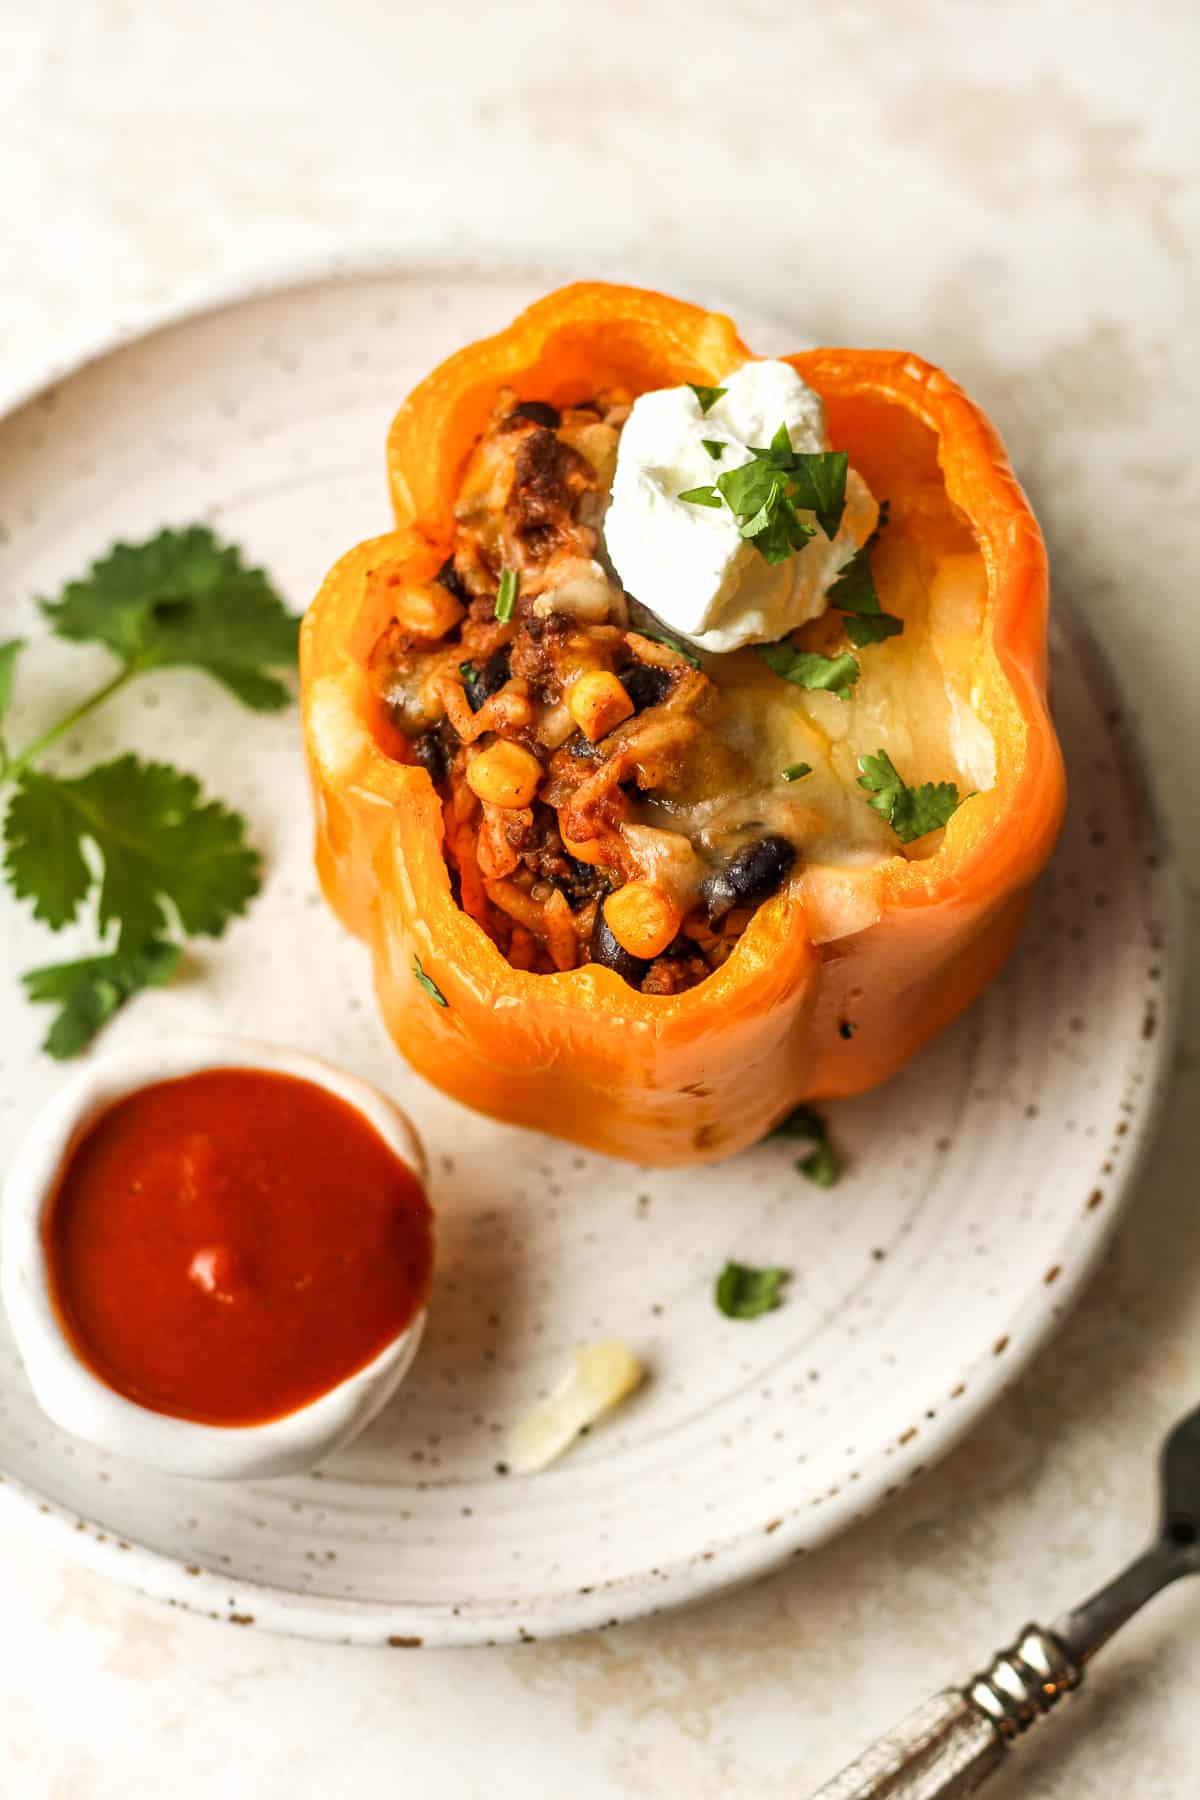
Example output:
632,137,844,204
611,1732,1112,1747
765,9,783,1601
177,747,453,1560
395,579,465,641
560,828,607,867
603,882,682,960
566,670,635,744
465,739,543,809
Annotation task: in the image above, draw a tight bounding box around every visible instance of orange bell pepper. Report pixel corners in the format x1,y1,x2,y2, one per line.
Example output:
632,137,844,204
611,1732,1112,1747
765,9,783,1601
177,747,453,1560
300,283,1065,1166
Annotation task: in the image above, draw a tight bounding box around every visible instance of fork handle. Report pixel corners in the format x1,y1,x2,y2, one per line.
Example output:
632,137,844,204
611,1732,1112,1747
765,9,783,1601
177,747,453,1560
808,1626,1081,1798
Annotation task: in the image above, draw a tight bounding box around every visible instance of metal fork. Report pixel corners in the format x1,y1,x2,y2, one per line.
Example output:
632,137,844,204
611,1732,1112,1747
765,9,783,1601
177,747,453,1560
809,1403,1200,1797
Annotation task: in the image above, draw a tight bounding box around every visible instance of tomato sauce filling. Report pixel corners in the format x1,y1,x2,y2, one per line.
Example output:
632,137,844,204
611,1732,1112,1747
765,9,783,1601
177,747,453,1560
43,1069,433,1428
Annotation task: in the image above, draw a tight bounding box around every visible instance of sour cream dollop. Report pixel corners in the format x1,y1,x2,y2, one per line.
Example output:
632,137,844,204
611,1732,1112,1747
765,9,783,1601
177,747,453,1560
603,360,878,655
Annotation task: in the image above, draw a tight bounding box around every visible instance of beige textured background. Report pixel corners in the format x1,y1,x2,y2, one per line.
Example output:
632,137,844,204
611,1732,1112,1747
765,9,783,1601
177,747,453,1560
1,1,1198,1794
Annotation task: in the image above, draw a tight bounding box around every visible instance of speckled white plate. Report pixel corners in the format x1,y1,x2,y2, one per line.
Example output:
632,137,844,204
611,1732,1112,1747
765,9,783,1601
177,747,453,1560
0,260,1181,1646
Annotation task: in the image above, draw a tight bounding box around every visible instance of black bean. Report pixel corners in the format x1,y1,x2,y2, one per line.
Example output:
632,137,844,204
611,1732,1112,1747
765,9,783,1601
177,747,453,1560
590,905,649,989
436,555,470,603
701,835,797,922
512,400,562,430
463,645,511,713
561,856,605,903
618,661,673,714
411,727,452,786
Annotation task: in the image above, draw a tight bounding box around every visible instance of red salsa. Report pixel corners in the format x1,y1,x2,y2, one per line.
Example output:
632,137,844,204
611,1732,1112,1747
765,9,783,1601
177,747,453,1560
43,1068,434,1427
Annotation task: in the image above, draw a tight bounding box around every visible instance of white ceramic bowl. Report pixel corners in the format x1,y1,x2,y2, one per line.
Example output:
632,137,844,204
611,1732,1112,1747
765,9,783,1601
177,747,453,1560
0,1038,430,1481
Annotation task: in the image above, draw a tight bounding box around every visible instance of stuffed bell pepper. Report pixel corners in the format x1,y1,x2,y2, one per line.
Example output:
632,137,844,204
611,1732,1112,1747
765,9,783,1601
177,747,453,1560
301,283,1065,1165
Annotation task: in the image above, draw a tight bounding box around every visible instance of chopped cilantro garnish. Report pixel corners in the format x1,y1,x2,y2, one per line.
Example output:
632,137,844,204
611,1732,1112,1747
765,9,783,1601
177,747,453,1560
756,640,860,700
681,428,850,567
715,1261,789,1319
781,762,813,782
857,749,961,843
843,610,904,649
797,1143,839,1188
459,660,479,683
495,567,519,623
688,384,728,415
783,450,850,542
413,955,448,1008
827,542,902,645
770,1103,844,1187
680,425,852,569
824,498,901,645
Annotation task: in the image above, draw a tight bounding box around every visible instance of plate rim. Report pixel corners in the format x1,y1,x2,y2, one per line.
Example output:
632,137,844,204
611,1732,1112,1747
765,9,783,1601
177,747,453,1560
0,252,1186,1646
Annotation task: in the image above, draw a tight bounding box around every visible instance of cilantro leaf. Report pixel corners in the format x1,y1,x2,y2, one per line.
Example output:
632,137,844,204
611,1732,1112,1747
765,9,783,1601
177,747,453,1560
781,762,813,782
4,755,259,939
414,955,448,1007
769,1103,844,1187
678,485,722,508
843,611,904,649
715,1261,789,1320
756,640,860,699
736,483,816,565
827,543,902,645
714,438,842,564
717,457,815,565
797,1142,840,1188
701,439,726,461
688,384,727,415
495,567,519,623
715,457,777,519
23,938,181,1060
40,526,299,711
857,749,961,844
781,451,848,541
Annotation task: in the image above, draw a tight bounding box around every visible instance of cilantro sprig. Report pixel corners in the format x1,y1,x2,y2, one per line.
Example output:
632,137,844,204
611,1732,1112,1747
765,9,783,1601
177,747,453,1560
41,527,299,710
0,527,299,1057
858,749,962,843
22,940,181,1061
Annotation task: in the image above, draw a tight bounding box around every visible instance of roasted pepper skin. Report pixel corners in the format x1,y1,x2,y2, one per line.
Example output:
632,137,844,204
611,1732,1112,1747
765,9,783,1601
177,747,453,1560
301,284,1065,1166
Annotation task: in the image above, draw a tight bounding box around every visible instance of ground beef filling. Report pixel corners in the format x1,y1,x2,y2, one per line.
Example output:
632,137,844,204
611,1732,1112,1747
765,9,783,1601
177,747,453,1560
369,390,797,992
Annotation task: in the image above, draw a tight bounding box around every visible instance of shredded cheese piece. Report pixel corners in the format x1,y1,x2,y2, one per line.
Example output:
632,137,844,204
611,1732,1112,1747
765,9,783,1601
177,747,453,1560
508,1340,644,1475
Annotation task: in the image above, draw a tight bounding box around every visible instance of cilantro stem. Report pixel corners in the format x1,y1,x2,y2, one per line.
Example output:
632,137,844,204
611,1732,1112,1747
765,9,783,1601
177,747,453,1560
1,665,139,787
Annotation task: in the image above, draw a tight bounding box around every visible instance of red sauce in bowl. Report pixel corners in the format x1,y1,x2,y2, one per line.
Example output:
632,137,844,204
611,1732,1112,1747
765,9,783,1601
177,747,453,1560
42,1068,433,1427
